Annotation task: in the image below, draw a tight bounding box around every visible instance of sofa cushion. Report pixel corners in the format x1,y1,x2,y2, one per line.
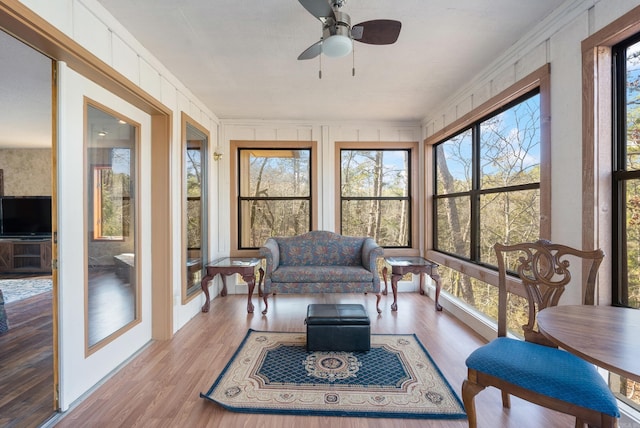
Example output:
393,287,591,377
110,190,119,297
277,232,364,267
271,266,373,283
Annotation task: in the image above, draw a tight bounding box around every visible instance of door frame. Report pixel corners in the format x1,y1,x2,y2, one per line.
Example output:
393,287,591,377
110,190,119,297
0,0,174,408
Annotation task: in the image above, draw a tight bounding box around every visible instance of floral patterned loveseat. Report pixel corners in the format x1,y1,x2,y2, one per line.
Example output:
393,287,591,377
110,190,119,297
259,230,384,315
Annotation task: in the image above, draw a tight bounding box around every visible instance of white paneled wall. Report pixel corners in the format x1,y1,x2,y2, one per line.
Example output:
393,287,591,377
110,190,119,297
220,121,422,250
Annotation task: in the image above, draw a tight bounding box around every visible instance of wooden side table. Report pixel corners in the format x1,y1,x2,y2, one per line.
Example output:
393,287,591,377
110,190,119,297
200,257,263,314
382,257,442,311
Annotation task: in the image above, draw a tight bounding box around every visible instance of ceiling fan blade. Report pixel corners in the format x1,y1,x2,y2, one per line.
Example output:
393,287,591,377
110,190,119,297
298,0,335,22
352,20,401,45
298,40,323,60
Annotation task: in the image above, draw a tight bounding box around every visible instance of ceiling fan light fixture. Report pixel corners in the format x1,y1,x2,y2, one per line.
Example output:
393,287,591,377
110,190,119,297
322,34,352,57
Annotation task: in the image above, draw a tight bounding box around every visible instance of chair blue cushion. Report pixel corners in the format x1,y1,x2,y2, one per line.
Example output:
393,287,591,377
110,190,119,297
466,337,619,417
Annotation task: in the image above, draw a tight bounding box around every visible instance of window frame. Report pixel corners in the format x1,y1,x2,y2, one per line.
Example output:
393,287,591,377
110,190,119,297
611,33,640,308
230,140,318,257
425,64,551,295
180,112,209,304
582,5,640,306
432,90,542,268
335,141,419,255
582,5,640,412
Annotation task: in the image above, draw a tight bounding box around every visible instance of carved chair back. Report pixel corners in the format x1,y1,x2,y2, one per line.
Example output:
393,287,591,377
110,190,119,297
495,240,605,347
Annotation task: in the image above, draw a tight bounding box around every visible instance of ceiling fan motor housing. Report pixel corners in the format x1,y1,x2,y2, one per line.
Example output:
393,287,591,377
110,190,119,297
322,11,352,57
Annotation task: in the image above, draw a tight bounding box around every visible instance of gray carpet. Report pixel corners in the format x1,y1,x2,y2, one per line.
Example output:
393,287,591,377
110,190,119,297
0,278,52,303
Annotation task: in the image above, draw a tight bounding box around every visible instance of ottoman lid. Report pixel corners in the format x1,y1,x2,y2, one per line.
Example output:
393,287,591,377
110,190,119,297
306,304,370,325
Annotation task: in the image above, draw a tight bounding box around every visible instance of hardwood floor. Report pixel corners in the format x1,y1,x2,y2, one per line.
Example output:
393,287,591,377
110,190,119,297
52,292,575,428
0,291,54,428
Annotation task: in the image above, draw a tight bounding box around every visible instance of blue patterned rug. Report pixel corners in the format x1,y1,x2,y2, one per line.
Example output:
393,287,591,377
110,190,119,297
201,329,466,420
0,278,52,303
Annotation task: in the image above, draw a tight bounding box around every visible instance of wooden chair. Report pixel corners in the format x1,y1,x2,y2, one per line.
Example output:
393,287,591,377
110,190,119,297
462,240,619,428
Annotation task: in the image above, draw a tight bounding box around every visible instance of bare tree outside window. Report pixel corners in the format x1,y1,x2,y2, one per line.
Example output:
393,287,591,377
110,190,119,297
340,149,411,247
238,148,311,248
434,91,541,311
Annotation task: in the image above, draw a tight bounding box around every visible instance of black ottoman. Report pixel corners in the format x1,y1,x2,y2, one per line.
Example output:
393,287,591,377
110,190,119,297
305,304,370,352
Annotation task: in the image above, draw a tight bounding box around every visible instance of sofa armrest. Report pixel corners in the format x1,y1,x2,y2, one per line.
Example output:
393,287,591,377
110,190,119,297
361,238,384,273
259,238,280,275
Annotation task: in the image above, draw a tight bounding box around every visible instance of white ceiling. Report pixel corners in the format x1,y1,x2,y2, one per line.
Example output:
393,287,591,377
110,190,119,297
96,0,567,122
0,0,569,148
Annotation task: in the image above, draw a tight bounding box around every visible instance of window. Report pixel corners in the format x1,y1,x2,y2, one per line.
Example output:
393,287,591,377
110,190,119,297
338,143,417,248
434,91,541,268
181,114,208,301
426,65,550,315
231,141,317,252
583,8,640,414
92,153,131,241
613,35,640,309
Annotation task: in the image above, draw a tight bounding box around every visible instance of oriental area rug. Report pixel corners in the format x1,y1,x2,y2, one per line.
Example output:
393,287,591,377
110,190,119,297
200,329,466,420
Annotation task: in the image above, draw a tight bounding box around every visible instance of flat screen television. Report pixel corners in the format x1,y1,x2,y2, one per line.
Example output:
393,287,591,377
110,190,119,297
0,196,52,237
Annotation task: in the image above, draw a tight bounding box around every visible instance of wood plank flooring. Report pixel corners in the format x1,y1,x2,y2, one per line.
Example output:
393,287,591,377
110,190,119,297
0,291,54,428
53,292,574,428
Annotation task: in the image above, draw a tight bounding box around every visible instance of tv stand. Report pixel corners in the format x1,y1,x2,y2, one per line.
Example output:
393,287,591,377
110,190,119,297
0,238,52,273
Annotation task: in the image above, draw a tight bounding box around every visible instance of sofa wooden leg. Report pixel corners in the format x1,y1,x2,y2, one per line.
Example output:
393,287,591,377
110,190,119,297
262,293,269,315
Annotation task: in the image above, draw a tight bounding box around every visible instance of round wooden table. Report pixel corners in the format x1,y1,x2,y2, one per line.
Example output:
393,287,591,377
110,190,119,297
538,305,640,383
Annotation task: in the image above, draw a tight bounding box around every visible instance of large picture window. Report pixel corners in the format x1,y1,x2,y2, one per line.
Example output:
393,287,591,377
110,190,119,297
434,91,541,268
338,144,416,248
427,66,550,316
232,142,315,251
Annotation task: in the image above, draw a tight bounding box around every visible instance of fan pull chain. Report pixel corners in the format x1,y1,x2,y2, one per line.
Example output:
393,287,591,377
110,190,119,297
319,53,322,79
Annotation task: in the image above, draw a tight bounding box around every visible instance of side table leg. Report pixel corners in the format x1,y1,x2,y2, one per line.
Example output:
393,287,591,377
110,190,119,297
200,273,214,313
382,266,388,295
245,274,255,314
430,267,443,311
257,267,264,297
391,273,400,311
262,293,270,315
220,275,228,297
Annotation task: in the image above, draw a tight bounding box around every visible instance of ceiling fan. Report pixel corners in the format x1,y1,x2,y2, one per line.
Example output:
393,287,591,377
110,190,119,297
297,0,402,60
